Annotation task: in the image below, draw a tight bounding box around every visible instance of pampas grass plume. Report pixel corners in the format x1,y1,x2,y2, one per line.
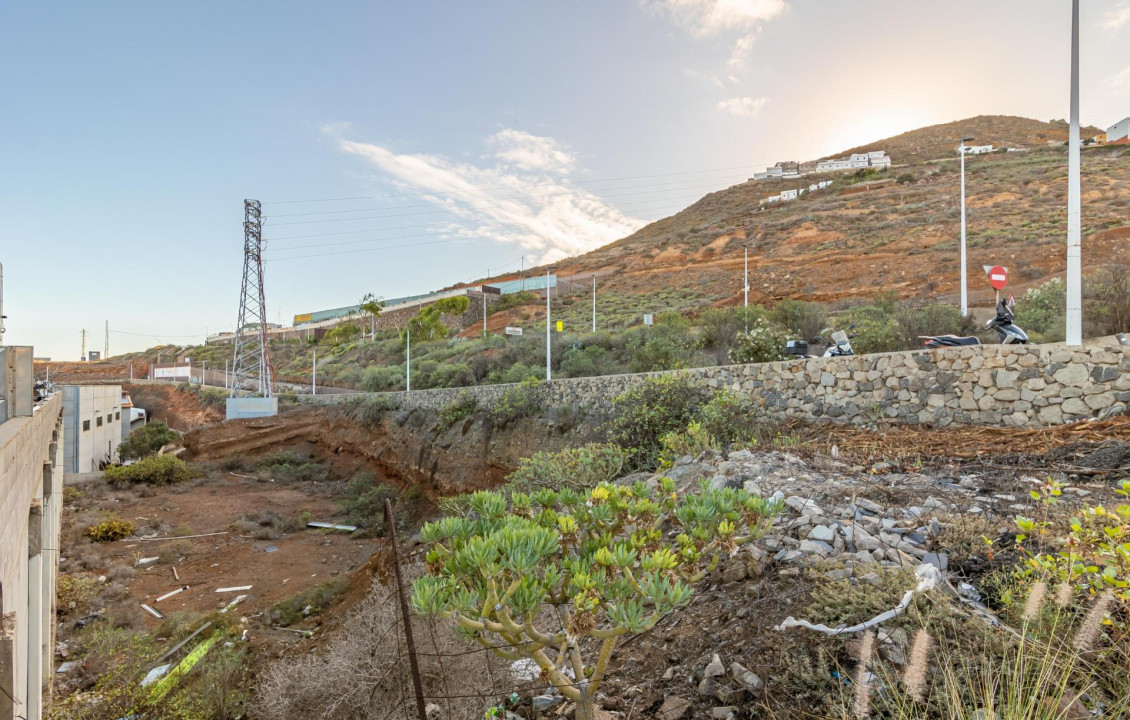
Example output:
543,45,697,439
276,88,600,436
903,628,932,703
854,630,875,719
1022,581,1047,623
1072,591,1113,652
1053,582,1072,607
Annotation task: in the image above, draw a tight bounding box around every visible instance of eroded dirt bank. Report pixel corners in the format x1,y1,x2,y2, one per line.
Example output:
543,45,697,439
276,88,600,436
182,402,596,498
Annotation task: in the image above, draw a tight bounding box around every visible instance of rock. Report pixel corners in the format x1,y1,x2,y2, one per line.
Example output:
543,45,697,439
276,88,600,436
923,552,948,571
1053,364,1089,387
711,707,737,719
657,696,692,720
704,653,725,677
785,496,823,517
721,560,747,583
425,703,443,719
1061,397,1089,416
807,525,835,543
730,662,764,691
799,539,833,556
698,676,718,696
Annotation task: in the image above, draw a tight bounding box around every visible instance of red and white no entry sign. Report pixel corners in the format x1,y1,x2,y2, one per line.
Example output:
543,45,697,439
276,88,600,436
988,266,1008,290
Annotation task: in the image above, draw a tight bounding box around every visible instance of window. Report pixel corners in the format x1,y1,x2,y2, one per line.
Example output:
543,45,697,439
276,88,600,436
82,420,90,431
96,416,103,427
116,411,121,420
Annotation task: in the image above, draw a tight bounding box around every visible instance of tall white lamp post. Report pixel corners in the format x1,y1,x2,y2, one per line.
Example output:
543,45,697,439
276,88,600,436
1065,0,1083,345
959,136,974,316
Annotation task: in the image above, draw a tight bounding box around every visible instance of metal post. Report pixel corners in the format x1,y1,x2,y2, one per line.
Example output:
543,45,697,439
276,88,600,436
483,275,488,338
224,360,228,389
312,349,317,396
592,274,597,333
384,499,429,720
545,270,552,381
1065,0,1083,345
743,245,749,333
406,326,411,392
959,141,968,316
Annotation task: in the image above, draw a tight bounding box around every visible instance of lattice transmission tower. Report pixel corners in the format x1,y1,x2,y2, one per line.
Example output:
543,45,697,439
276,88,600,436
229,199,273,397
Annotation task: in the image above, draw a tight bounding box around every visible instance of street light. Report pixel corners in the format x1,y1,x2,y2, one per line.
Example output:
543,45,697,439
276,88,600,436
959,136,974,316
545,270,552,381
1065,0,1082,345
743,243,750,333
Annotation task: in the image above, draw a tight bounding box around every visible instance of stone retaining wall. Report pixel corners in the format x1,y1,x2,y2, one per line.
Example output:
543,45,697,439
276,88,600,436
304,343,1130,428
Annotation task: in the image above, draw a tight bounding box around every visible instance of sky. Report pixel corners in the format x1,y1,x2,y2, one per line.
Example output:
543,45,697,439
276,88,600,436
2,0,1129,361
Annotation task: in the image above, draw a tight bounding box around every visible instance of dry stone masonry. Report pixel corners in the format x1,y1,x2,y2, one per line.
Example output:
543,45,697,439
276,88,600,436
309,342,1130,429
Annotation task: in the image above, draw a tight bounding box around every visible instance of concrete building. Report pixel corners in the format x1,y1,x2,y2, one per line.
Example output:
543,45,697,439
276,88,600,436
1107,117,1129,144
1,346,64,720
965,144,994,155
60,385,123,473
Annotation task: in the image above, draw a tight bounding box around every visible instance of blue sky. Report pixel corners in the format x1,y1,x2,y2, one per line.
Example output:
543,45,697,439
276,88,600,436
3,0,1129,360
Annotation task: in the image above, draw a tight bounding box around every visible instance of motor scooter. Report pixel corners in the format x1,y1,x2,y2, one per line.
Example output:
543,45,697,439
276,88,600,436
785,328,856,358
920,297,1029,348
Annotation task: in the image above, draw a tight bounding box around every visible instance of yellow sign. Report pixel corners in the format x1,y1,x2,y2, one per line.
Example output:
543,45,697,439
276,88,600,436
294,313,312,323
556,321,564,332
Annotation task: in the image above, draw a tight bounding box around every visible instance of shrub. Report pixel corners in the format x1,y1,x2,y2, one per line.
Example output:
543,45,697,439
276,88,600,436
103,455,201,486
359,365,403,392
626,310,697,373
85,518,136,542
486,362,540,385
342,473,397,533
57,574,101,612
436,391,478,432
411,483,782,720
269,578,348,627
1084,262,1130,336
505,443,626,492
1015,277,1066,342
559,347,597,378
430,362,474,388
117,422,179,460
486,379,546,428
322,322,362,345
728,317,788,364
254,452,326,483
345,394,398,429
770,299,827,343
657,420,717,468
697,389,762,446
604,374,710,470
834,303,901,354
896,172,916,184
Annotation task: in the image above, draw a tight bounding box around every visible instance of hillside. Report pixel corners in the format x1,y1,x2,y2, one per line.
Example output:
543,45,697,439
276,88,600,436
523,115,1126,319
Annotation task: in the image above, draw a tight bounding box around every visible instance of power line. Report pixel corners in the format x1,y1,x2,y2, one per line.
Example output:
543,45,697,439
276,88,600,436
264,187,725,248
262,171,755,225
261,162,760,206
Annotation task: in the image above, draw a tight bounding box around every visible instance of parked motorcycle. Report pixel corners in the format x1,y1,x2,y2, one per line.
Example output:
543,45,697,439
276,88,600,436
920,297,1029,348
785,328,856,358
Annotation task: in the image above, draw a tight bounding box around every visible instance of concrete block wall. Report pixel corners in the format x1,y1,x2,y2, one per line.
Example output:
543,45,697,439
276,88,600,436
0,395,64,720
303,343,1130,429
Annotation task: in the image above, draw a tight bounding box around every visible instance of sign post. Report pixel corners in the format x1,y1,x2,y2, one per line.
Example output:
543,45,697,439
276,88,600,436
985,265,1008,306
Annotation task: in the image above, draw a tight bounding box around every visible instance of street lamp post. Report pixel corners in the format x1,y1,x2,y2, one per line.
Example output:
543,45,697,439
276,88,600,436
406,326,411,392
545,270,552,381
1065,0,1082,345
743,244,750,333
959,136,974,316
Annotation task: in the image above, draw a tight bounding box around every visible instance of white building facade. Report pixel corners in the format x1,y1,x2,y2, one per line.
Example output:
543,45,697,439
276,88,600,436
61,385,123,473
1107,117,1129,143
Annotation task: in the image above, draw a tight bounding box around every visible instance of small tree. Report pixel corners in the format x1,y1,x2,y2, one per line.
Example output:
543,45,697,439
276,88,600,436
411,482,782,720
117,422,179,460
406,296,471,344
359,293,385,339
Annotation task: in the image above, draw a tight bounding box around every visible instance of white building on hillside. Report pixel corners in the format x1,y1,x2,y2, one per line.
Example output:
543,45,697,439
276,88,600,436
1107,117,1129,144
964,144,994,154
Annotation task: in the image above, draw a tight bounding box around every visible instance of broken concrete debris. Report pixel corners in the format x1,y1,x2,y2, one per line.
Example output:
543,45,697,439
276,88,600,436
306,521,357,532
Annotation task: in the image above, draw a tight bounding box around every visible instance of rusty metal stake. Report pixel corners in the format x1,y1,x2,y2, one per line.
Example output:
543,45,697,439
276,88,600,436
385,499,428,720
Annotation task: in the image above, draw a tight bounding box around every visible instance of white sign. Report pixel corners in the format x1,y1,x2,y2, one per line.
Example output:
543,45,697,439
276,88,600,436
504,326,523,336
643,314,654,326
154,366,192,379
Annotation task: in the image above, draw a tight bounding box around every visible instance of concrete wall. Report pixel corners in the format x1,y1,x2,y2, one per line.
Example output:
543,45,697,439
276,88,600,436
302,343,1130,429
0,394,64,720
61,385,123,473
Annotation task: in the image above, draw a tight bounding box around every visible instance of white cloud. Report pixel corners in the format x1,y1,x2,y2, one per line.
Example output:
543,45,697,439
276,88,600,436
646,0,786,36
318,121,353,136
1110,64,1130,89
487,129,576,174
717,96,769,117
1103,2,1130,31
332,130,645,262
728,32,757,72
